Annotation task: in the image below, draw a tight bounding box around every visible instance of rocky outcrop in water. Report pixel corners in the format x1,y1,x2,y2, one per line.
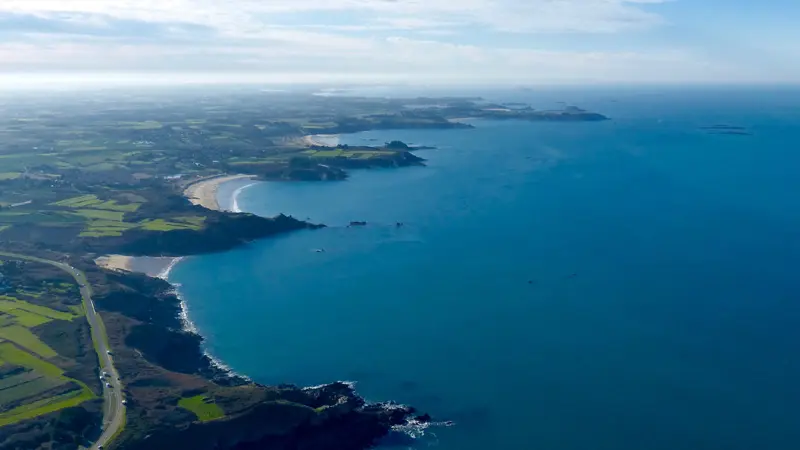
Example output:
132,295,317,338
115,382,415,450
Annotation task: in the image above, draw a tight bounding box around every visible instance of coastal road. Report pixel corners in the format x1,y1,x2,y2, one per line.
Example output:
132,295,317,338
0,252,125,450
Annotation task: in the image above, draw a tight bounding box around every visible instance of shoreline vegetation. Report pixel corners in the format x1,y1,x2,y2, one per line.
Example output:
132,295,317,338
0,90,610,450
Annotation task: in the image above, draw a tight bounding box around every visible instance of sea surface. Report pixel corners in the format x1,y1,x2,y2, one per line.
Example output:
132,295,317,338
171,87,800,450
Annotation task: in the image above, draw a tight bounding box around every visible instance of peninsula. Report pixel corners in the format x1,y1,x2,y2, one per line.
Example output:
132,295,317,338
0,88,609,450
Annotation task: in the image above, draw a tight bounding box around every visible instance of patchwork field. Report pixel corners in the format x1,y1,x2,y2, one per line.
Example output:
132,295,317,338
0,342,94,426
139,218,205,232
304,149,399,160
0,173,21,181
0,261,97,426
0,190,207,240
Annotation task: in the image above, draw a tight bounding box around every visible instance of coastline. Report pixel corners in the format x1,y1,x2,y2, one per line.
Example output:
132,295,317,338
97,174,265,380
101,136,441,445
181,176,258,376
95,254,181,278
303,134,341,147
95,254,135,272
183,174,256,211
229,181,261,213
95,252,242,379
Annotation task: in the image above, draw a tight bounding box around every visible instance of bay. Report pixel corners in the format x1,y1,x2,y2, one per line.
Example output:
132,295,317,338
171,87,800,450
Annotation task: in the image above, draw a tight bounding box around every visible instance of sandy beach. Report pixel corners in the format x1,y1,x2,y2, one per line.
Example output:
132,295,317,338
95,255,133,272
96,255,182,279
96,174,253,279
303,134,340,147
183,174,255,211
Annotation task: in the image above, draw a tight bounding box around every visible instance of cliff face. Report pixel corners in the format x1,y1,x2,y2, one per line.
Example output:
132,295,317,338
324,151,425,170
92,270,239,383
89,269,419,450
115,383,413,450
113,213,321,257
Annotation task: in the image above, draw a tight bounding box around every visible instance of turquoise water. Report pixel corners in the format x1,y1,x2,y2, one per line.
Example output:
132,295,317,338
172,88,800,450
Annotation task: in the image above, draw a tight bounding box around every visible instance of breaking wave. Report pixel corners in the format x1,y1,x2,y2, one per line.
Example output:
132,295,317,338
230,181,261,213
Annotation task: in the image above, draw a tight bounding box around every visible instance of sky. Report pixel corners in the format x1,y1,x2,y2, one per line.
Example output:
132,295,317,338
0,0,798,85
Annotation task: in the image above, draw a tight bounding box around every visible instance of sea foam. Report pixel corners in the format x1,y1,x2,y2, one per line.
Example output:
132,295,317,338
161,259,250,381
156,256,183,280
230,181,260,213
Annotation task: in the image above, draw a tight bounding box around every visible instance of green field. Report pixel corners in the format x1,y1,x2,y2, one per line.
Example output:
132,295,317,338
92,201,142,212
0,297,79,321
47,194,147,237
0,377,66,406
310,150,343,157
0,344,91,423
139,218,203,232
54,195,141,213
0,326,57,358
0,387,94,426
0,344,62,377
73,209,125,221
52,195,102,208
0,261,96,426
173,217,206,227
5,310,50,328
178,395,225,422
80,220,138,237
0,173,21,181
75,214,202,238
0,371,39,391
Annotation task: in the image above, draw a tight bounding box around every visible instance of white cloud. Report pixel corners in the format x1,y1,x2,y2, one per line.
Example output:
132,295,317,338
2,0,666,35
0,0,793,83
0,34,770,85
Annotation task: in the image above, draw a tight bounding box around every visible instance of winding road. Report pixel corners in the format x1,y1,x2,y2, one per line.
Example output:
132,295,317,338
0,252,125,449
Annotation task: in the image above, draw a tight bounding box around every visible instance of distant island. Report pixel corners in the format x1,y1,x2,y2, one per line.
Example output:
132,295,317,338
0,90,610,450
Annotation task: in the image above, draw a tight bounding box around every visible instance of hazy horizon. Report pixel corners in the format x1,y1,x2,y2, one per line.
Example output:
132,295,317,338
1,73,799,93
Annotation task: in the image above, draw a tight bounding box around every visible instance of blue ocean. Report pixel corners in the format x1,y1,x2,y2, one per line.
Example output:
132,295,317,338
171,87,800,450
